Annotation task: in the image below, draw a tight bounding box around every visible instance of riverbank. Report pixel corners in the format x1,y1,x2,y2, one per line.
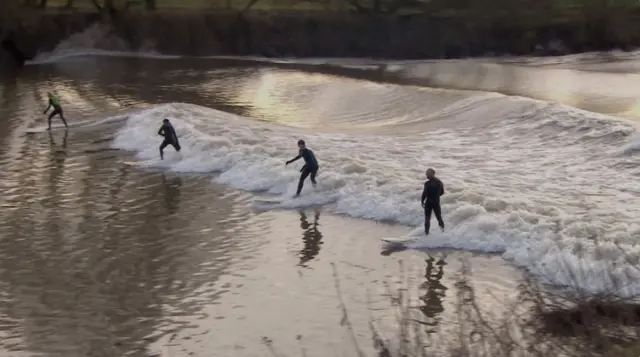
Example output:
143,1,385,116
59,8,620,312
3,3,640,67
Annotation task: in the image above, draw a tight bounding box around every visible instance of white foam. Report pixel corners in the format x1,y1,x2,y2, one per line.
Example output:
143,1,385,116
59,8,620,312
29,49,180,65
111,101,640,298
28,24,180,65
623,133,640,155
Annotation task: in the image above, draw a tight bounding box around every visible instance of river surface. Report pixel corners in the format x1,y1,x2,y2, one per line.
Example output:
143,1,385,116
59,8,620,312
0,49,638,356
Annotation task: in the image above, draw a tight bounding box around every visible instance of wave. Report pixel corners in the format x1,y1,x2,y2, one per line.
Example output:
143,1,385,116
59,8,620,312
37,23,640,296
110,100,640,298
31,47,640,121
29,49,180,65
26,23,640,123
28,24,180,65
623,135,640,155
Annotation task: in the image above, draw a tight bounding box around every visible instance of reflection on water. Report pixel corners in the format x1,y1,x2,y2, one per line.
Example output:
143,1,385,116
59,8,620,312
418,254,447,335
47,130,69,195
48,130,68,148
162,174,182,215
298,209,324,267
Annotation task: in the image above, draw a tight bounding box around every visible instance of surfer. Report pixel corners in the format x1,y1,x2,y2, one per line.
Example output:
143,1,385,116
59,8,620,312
158,118,181,160
43,91,68,130
286,139,319,197
421,168,445,235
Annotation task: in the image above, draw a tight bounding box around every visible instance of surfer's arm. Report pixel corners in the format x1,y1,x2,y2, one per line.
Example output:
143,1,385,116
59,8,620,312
286,154,301,165
158,126,165,136
439,180,445,196
43,99,51,114
421,182,428,206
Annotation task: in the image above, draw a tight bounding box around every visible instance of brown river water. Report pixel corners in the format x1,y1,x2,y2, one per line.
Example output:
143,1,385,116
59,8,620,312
4,44,640,355
0,57,532,357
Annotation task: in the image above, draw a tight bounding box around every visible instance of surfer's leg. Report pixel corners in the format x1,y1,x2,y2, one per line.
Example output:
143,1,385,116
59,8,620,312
159,140,170,160
310,167,318,187
433,203,445,231
424,204,433,235
47,111,56,130
57,108,68,128
296,168,311,196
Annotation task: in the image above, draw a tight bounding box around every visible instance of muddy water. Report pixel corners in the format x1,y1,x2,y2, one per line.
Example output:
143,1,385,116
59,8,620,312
0,57,534,356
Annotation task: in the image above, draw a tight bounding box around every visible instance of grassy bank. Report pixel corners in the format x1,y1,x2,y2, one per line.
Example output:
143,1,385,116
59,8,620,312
3,0,640,63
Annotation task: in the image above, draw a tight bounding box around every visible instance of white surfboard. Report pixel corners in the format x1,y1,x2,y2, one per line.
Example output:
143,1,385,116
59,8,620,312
123,160,152,167
253,197,287,205
25,124,68,133
380,236,417,244
123,155,180,167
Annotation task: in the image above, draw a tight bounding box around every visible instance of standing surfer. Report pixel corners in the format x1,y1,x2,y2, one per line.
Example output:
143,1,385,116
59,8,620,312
286,139,319,197
43,91,68,130
158,118,181,160
421,168,445,235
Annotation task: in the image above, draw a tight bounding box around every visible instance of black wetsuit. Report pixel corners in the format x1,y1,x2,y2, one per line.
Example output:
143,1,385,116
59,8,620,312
421,177,445,234
44,96,68,129
158,122,180,159
287,148,319,196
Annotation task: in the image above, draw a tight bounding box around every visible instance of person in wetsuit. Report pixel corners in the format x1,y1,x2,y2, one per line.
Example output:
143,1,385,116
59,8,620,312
286,139,319,197
421,168,445,235
158,118,181,160
43,91,68,130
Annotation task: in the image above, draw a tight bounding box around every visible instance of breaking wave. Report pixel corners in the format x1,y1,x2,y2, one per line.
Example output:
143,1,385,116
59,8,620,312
110,94,640,297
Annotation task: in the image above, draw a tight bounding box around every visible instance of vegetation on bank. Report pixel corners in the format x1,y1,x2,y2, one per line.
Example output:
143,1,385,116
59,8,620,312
12,0,640,20
3,0,640,64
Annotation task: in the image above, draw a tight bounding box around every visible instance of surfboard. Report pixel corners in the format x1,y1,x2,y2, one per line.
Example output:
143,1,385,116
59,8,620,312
25,124,68,134
124,154,181,167
123,160,151,167
253,197,287,205
380,236,417,244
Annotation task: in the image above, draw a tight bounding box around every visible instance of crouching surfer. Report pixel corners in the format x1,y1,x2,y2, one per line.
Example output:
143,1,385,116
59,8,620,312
158,118,180,160
286,139,319,197
43,91,68,130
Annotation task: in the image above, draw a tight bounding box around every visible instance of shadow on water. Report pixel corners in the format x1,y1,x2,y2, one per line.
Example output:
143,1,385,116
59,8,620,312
298,209,324,268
